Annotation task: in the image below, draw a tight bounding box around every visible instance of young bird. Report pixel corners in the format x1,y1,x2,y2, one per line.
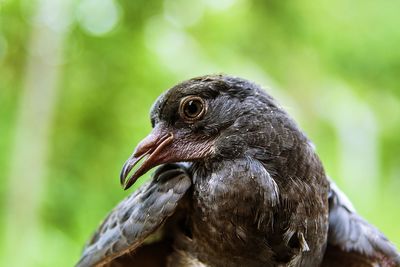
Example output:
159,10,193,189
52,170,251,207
77,75,400,267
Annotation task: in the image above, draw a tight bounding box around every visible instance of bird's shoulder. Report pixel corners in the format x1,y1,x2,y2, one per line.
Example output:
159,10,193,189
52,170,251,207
192,157,280,207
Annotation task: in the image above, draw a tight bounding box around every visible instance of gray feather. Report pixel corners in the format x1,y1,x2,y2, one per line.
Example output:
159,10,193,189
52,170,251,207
76,164,191,267
325,179,400,266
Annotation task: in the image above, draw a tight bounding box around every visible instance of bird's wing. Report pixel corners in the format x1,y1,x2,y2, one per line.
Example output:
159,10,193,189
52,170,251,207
76,164,192,267
322,180,400,267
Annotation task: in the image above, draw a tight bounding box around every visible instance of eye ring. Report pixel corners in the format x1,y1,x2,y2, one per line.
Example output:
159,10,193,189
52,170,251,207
179,96,207,122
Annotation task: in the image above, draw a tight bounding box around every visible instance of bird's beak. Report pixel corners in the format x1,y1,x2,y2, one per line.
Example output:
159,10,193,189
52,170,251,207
120,125,174,190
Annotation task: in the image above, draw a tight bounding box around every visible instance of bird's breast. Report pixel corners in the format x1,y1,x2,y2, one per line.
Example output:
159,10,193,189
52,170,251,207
186,159,277,266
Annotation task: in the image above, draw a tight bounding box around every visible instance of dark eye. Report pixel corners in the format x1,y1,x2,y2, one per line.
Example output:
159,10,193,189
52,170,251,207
179,96,207,121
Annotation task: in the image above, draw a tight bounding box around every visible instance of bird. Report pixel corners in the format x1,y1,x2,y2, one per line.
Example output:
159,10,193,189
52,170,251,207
76,75,400,267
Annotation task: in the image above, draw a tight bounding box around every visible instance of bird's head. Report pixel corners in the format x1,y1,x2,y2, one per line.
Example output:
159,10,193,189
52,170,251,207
120,74,301,189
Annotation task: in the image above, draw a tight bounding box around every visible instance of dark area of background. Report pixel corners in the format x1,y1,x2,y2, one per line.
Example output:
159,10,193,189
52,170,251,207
0,0,399,266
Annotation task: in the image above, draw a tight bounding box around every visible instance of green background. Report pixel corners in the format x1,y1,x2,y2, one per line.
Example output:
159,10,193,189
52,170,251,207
1,0,399,266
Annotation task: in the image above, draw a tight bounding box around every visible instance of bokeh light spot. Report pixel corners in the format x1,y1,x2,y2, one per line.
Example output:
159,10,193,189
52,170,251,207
76,0,121,36
163,0,205,28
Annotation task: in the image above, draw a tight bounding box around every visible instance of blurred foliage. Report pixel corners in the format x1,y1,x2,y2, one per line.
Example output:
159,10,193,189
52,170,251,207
0,0,399,266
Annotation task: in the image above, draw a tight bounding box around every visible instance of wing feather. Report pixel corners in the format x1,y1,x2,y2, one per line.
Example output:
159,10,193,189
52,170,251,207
76,164,192,267
323,180,400,266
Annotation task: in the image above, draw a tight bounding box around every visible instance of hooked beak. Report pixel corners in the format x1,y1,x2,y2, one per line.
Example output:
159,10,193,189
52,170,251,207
120,126,174,190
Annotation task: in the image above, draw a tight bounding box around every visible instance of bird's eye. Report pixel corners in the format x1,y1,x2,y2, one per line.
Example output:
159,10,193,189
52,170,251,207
179,96,207,122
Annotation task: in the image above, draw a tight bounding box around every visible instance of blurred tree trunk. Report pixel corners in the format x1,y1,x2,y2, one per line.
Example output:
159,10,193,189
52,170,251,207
2,0,72,266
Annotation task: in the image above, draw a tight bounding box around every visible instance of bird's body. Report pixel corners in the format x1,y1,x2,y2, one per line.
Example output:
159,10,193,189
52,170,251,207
77,75,400,267
187,157,327,267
